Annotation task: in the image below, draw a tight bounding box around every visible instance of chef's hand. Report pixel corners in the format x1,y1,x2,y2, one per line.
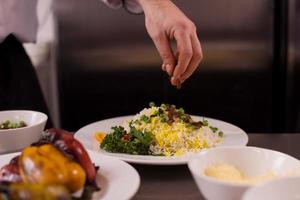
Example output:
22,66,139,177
136,0,203,88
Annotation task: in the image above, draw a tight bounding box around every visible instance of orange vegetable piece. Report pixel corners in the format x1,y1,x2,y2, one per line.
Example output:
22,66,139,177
94,132,106,143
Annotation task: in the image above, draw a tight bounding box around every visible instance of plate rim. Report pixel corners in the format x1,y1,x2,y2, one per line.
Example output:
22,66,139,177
75,115,248,165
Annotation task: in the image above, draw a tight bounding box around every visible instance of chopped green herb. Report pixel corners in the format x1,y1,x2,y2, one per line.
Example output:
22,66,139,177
160,114,167,123
0,120,27,130
187,123,198,130
177,107,185,115
209,126,218,133
101,126,153,155
202,119,209,126
180,114,189,122
218,131,224,137
161,103,167,110
130,127,152,145
149,102,155,107
140,115,151,123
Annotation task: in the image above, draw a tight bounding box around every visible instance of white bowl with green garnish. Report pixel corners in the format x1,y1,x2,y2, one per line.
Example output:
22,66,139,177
0,110,47,154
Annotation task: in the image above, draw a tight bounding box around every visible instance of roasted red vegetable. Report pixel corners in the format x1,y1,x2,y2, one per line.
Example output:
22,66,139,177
0,128,99,199
41,128,97,184
0,156,21,183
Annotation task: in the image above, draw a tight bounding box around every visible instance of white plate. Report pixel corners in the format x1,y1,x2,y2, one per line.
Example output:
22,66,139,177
0,151,140,200
75,115,248,165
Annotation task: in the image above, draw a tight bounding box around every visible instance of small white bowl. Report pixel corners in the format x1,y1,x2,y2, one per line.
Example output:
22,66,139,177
188,146,300,200
0,110,47,154
242,176,300,200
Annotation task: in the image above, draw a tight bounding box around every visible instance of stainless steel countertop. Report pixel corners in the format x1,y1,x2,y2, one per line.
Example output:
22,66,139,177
131,133,300,200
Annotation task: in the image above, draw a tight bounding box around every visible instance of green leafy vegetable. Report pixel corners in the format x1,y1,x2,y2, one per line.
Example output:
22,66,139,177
100,126,153,155
140,115,150,123
0,120,27,130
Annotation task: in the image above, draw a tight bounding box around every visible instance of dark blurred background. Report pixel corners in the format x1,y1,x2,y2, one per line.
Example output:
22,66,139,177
53,0,300,133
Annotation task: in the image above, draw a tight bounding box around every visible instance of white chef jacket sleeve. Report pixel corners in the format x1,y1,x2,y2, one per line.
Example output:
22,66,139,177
0,0,38,43
100,0,143,14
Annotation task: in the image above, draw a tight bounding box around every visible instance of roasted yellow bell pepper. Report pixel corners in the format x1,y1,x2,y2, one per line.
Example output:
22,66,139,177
8,183,71,200
18,144,86,192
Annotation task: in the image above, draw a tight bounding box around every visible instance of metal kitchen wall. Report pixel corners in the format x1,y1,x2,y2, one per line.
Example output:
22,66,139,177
54,0,299,133
296,1,300,131
289,0,300,132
